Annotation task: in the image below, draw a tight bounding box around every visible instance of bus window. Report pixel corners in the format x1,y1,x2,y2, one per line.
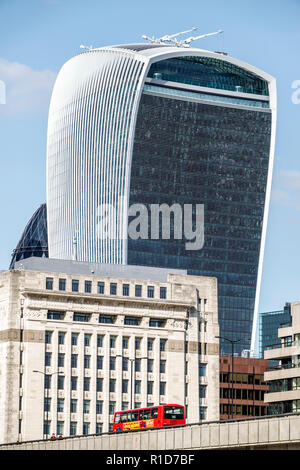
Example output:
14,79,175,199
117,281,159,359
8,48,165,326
114,413,121,424
127,411,132,421
138,410,144,420
164,406,184,419
121,412,128,423
151,408,158,418
143,409,151,419
131,410,139,421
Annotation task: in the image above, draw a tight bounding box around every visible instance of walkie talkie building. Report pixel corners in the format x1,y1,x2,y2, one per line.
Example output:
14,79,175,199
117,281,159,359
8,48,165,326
46,43,276,354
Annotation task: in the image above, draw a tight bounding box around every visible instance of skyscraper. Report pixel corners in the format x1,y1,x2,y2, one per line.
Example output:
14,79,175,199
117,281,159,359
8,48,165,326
46,43,276,354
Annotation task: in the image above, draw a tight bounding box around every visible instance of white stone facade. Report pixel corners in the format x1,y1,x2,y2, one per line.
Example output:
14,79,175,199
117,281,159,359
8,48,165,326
0,261,219,444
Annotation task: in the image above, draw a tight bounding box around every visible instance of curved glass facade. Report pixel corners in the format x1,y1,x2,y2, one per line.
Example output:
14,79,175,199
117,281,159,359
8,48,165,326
10,203,48,269
46,45,276,355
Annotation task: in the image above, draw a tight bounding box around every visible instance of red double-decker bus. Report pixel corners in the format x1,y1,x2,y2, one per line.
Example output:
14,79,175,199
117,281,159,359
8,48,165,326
113,404,185,432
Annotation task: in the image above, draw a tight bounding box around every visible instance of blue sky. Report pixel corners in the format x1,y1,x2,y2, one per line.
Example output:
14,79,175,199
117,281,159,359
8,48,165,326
0,0,299,314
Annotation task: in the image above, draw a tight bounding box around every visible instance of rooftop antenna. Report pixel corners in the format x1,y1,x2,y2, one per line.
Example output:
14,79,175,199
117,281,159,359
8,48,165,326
80,44,94,51
142,27,197,45
72,230,79,261
172,29,223,47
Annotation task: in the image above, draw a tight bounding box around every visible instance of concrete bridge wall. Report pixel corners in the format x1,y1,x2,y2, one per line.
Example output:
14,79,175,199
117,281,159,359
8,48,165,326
1,414,300,450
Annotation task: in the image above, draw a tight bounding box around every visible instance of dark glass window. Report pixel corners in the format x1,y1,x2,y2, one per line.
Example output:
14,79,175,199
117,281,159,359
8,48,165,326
73,313,90,322
97,356,103,369
123,284,130,296
160,339,167,351
135,285,142,297
147,286,154,298
97,335,104,347
160,287,167,299
99,314,114,324
59,278,66,291
97,281,105,294
85,280,92,293
47,311,64,320
110,283,117,295
72,280,79,292
46,277,53,290
124,316,140,326
150,318,165,328
71,333,78,346
84,334,91,347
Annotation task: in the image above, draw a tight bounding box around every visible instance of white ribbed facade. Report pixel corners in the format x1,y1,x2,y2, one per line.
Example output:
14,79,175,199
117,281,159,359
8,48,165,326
47,48,147,264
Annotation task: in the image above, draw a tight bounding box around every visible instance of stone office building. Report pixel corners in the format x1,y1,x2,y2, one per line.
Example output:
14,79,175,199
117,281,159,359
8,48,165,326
0,257,219,444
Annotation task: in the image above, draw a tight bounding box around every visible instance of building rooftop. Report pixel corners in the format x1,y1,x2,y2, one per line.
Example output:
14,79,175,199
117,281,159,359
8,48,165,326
13,257,187,282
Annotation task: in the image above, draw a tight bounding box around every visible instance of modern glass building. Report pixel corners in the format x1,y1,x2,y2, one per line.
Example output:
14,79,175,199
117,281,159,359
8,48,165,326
259,303,292,359
9,203,48,269
46,43,276,354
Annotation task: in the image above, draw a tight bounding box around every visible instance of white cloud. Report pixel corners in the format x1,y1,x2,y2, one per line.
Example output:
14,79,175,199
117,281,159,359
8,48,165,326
0,58,57,116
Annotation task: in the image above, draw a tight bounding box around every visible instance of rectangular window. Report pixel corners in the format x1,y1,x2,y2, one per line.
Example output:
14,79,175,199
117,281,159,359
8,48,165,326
160,339,167,351
70,422,77,436
45,352,51,367
96,400,103,414
57,398,64,412
97,335,104,347
122,380,128,394
44,397,51,412
58,353,65,367
199,363,207,377
83,400,90,413
71,354,78,368
122,337,129,349
124,316,140,326
148,338,154,350
96,378,103,392
72,279,79,292
109,379,116,393
59,278,66,291
84,377,90,391
147,359,153,373
96,423,102,434
147,381,153,395
84,334,91,347
122,357,128,371
44,375,51,389
110,283,117,295
47,310,64,320
57,421,64,436
71,332,79,346
160,360,166,374
45,331,52,344
135,285,142,297
199,385,206,398
150,319,165,328
123,284,130,296
147,286,154,298
200,406,207,420
70,399,77,413
83,422,90,435
110,356,116,370
135,380,141,394
46,277,53,290
73,313,90,322
160,382,166,396
84,355,91,369
57,375,64,390
110,336,117,349
85,280,92,293
160,287,167,299
44,420,51,436
109,402,115,415
97,281,105,294
71,376,77,391
135,358,141,372
135,337,141,350
58,332,65,345
99,314,114,324
97,355,103,369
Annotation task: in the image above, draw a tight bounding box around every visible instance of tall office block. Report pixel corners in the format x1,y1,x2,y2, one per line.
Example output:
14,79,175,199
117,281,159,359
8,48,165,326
46,43,276,354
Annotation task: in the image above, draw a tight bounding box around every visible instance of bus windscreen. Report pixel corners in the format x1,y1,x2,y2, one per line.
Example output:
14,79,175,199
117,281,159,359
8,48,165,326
163,406,184,419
